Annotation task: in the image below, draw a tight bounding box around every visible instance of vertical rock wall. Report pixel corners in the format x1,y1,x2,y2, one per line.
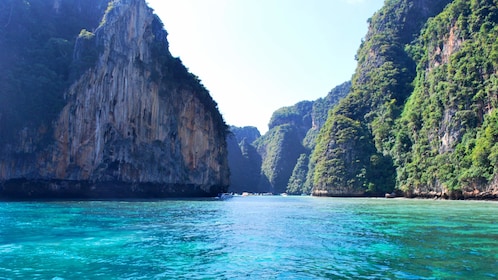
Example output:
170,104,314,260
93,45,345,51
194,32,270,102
0,0,229,198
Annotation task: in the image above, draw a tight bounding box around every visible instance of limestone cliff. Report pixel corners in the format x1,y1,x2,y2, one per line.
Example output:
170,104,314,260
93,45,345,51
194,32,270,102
311,0,498,199
311,0,452,197
0,0,229,198
394,0,498,199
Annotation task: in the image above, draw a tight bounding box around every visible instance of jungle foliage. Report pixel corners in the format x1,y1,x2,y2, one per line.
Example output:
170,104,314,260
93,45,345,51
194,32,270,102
394,0,498,194
253,82,350,194
312,0,498,196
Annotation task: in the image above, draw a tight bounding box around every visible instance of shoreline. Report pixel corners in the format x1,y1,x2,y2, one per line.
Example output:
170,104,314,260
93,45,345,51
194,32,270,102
309,190,498,201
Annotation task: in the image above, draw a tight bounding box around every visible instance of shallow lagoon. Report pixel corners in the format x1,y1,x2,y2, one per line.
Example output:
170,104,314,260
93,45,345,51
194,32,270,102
0,196,496,279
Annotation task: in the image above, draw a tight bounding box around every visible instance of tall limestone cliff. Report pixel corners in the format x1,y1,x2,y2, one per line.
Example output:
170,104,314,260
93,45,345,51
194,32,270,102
312,0,453,197
312,0,498,199
0,0,229,198
394,0,498,198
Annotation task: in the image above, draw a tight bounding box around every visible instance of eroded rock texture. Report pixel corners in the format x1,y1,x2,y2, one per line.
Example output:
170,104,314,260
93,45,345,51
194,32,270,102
0,0,229,198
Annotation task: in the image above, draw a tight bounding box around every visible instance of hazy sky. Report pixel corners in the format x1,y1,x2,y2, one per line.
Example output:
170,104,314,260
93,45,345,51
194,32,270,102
146,0,384,133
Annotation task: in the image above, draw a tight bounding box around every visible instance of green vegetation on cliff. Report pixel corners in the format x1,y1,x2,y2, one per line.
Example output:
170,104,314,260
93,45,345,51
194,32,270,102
257,83,350,194
255,124,307,193
0,0,230,198
0,0,228,146
232,82,350,194
287,153,310,195
311,0,498,198
227,82,349,194
393,0,498,196
0,0,106,143
311,0,451,196
312,114,395,196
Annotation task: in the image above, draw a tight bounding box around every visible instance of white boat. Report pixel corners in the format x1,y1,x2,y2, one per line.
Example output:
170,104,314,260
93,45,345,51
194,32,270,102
217,193,233,200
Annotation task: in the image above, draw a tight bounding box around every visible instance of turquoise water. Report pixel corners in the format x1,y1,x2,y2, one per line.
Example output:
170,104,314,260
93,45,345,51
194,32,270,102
0,197,496,279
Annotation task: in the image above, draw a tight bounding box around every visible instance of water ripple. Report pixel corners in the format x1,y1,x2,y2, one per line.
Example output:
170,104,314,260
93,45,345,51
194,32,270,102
0,197,496,279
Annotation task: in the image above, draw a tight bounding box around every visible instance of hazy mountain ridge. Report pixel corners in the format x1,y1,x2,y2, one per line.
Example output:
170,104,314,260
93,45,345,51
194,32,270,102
226,126,262,193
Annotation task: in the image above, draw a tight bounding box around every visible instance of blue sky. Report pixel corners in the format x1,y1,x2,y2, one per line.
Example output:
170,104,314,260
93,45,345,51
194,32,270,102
146,0,384,133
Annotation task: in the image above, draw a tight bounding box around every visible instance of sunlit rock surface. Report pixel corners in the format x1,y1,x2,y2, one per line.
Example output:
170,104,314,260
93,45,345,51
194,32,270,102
0,0,229,198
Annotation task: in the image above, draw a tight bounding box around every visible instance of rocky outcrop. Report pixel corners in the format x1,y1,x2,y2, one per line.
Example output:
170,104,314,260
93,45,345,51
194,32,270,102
309,0,455,198
308,0,498,199
394,0,498,199
226,126,262,193
0,0,229,198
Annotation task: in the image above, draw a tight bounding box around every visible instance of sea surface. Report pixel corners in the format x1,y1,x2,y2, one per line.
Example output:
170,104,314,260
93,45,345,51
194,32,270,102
0,196,496,279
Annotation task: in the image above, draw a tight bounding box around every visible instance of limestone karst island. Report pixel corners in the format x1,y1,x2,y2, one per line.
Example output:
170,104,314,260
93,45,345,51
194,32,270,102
1,0,498,200
0,0,229,198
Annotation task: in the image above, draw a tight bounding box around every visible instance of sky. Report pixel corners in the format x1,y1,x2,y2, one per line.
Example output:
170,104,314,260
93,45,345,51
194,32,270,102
146,0,385,134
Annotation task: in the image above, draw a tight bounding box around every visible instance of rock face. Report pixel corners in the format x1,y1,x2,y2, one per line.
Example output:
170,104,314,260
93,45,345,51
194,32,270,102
311,0,498,199
226,126,262,193
310,0,453,197
0,0,229,198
